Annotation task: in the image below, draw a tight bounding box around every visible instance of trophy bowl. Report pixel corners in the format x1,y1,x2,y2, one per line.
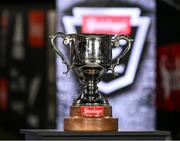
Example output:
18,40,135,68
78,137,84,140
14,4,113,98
50,32,133,131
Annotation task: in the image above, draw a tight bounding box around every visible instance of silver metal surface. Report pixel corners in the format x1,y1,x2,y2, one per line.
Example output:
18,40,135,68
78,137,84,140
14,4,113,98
50,32,133,105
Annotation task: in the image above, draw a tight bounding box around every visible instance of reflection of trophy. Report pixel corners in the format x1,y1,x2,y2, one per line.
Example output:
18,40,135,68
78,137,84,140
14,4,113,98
50,32,133,132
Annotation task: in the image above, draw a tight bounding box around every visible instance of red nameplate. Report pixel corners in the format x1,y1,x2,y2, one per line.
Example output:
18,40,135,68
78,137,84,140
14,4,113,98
80,106,104,117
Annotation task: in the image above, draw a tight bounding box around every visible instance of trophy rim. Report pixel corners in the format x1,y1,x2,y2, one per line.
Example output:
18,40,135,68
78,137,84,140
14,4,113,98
69,33,114,38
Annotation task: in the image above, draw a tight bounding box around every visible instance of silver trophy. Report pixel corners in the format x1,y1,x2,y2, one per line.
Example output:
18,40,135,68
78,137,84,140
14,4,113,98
50,32,133,131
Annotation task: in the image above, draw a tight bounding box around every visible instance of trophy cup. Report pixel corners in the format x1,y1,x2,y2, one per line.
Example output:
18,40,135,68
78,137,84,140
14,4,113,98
50,32,133,132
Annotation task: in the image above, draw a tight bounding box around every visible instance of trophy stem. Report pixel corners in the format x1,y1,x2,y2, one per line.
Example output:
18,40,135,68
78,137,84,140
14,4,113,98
85,78,97,95
73,71,109,106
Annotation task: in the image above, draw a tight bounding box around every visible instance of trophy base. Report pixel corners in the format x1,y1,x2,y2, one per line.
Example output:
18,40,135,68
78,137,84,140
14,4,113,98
64,106,118,132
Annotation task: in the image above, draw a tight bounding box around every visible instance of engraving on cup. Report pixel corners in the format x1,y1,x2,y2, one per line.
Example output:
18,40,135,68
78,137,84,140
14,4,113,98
71,34,113,68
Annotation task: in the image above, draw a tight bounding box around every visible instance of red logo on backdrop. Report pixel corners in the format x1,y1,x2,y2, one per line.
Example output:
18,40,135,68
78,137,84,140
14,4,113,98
80,106,104,117
157,43,180,111
0,79,8,111
82,16,131,34
28,10,45,48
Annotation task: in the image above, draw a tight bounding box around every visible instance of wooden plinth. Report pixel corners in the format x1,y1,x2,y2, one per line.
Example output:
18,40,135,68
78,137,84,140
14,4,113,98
64,106,118,132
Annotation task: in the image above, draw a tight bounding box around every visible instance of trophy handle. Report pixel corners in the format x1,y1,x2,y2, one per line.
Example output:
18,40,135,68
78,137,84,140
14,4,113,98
110,35,133,76
49,32,74,75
